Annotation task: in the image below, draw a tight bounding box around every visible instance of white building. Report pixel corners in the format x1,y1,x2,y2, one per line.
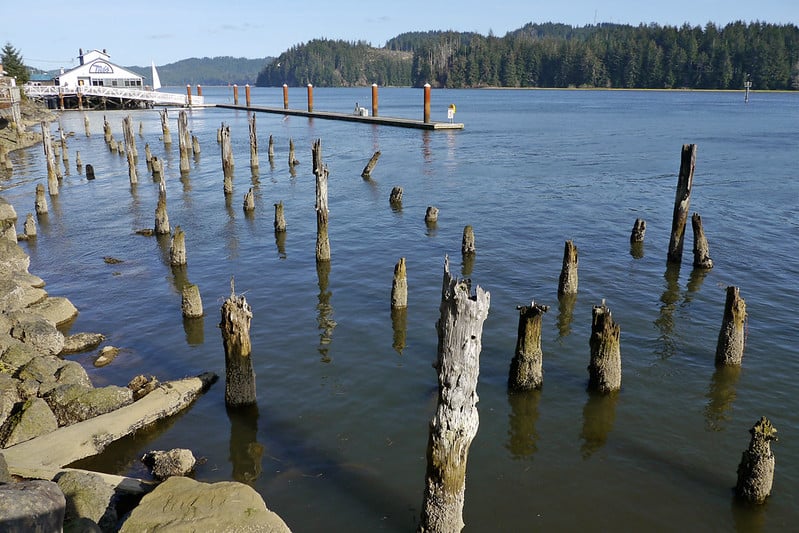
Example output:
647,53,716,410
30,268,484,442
55,49,143,90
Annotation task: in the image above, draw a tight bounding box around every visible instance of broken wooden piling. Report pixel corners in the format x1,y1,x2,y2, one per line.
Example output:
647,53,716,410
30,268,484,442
288,138,298,168
159,109,172,145
41,122,58,195
736,416,777,504
178,110,191,173
169,226,187,266
35,184,48,215
462,225,475,255
425,206,438,224
557,240,578,297
630,218,646,243
243,187,255,212
144,143,152,164
313,139,330,262
23,213,36,239
420,257,490,533
191,134,201,156
182,284,203,318
85,164,95,180
715,286,746,366
389,186,403,209
150,157,163,181
691,213,713,269
83,114,90,137
391,257,407,309
267,134,274,163
361,151,381,179
588,300,621,394
220,278,256,407
667,144,696,263
220,123,234,185
508,302,549,391
103,115,112,143
123,115,138,184
274,201,286,232
248,113,259,170
154,179,170,235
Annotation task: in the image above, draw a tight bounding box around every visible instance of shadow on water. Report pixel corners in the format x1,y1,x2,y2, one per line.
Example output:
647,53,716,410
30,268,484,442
686,266,710,302
390,307,407,355
629,241,644,259
182,315,205,346
580,390,619,459
316,260,336,363
704,364,742,432
556,292,577,340
506,389,542,460
228,403,264,485
655,262,682,358
731,496,769,533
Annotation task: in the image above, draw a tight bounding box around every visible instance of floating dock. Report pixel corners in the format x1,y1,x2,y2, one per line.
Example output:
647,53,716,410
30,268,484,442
215,103,464,130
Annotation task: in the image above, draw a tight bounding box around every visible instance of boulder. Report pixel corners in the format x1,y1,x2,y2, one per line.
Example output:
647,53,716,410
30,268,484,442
0,238,30,276
0,198,17,243
50,385,133,426
16,354,62,384
0,373,21,430
61,332,105,355
0,452,10,483
0,278,47,313
9,314,64,356
26,296,79,327
119,476,291,533
55,360,93,388
0,342,36,375
0,397,58,447
94,346,120,367
42,383,93,426
142,448,196,479
0,479,66,532
56,470,119,532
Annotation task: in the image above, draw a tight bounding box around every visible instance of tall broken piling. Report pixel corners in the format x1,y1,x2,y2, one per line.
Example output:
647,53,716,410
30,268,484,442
274,201,286,232
557,240,578,297
461,225,475,255
313,139,330,262
154,179,170,235
169,226,187,266
248,113,259,170
736,416,777,504
220,278,256,407
220,123,234,194
420,258,490,533
159,109,172,145
715,286,746,366
182,284,203,318
691,213,713,269
391,257,407,309
361,151,381,179
123,115,138,184
178,110,191,173
588,301,621,394
35,184,48,215
667,144,696,263
41,122,59,195
508,302,549,391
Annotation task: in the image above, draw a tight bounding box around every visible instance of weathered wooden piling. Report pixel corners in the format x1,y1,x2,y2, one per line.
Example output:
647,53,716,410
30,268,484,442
154,180,170,235
103,115,112,143
220,123,234,180
691,213,713,269
391,257,408,309
282,84,289,109
267,134,274,162
371,83,378,117
313,139,331,262
360,151,381,179
85,164,95,180
736,416,777,504
667,144,697,263
216,126,222,143
307,83,314,112
248,113,259,170
630,218,646,243
83,114,90,137
288,138,298,167
59,123,68,163
34,184,48,215
41,122,59,194
423,83,431,123
160,109,172,145
233,84,239,105
588,301,621,394
75,151,82,170
150,157,163,181
557,240,579,297
462,225,475,254
23,213,36,238
389,186,403,210
508,302,549,391
420,257,490,533
243,187,255,212
108,138,119,153
220,278,256,407
123,115,138,184
144,143,152,164
139,121,143,137
169,226,187,266
715,286,746,366
178,110,191,173
192,134,201,156
182,284,203,318
425,206,438,224
274,201,286,232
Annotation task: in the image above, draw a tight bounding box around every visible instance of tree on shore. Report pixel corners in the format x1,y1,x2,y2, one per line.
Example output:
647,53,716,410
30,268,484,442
2,43,29,85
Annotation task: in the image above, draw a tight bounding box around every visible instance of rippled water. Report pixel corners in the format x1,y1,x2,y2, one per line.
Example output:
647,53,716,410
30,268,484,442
2,87,797,531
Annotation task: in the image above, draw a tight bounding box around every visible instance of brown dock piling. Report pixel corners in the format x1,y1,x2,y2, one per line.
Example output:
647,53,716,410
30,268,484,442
424,206,438,225
462,225,476,254
34,184,48,215
192,135,201,156
197,85,203,97
307,84,314,112
243,187,255,212
220,123,234,184
371,83,378,117
248,114,259,170
691,213,713,269
178,110,191,174
423,83,431,123
288,138,297,167
150,157,163,181
282,84,289,110
630,218,646,243
181,284,203,318
159,109,172,145
313,139,331,262
508,302,549,391
736,416,777,504
588,300,621,394
85,164,95,180
83,115,90,137
389,186,403,210
144,143,152,164
361,151,381,179
715,286,746,366
233,84,239,106
420,257,490,532
169,226,187,266
267,134,275,162
391,257,407,309
245,84,251,107
667,144,697,263
274,201,286,232
557,240,578,297
220,278,256,407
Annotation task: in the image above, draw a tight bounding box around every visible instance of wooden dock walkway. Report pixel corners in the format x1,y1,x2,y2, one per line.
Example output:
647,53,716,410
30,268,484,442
215,103,464,130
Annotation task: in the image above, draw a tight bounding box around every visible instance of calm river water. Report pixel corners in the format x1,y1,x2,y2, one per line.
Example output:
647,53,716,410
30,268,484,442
2,87,798,531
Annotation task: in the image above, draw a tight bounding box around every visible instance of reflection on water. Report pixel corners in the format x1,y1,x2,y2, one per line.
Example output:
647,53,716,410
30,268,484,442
655,262,681,359
228,403,264,485
390,307,407,355
274,230,287,260
704,365,742,432
630,241,644,259
506,389,541,459
556,292,577,339
182,315,204,346
461,252,474,277
686,267,709,299
316,260,336,363
223,194,239,260
580,390,619,459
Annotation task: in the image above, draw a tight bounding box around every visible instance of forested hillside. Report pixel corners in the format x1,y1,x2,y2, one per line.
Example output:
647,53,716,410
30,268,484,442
257,22,799,90
128,56,273,86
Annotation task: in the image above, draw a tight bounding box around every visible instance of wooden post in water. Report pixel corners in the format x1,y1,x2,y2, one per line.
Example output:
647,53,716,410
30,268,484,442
715,286,746,366
667,144,697,263
186,85,192,107
59,122,68,165
139,121,143,136
182,284,203,318
144,143,152,164
150,157,163,181
85,164,95,180
462,225,476,254
420,257,490,533
267,134,275,163
243,187,255,212
274,201,286,232
361,151,381,179
508,302,549,391
103,115,112,143
192,135,201,156
588,300,621,394
123,115,138,184
288,138,297,167
736,416,777,504
41,123,59,195
691,213,713,269
425,206,439,224
307,84,314,112
159,109,172,145
83,114,90,137
34,184,48,215
169,226,187,266
391,257,407,309
75,151,82,171
233,84,239,105
423,83,431,123
154,178,170,235
557,240,578,297
197,85,203,97
220,278,256,407
177,110,191,173
371,83,378,117
220,123,234,193
389,186,403,209
313,139,331,262
282,84,289,109
77,91,82,110
630,218,646,243
23,213,36,239
245,84,251,107
248,113,259,170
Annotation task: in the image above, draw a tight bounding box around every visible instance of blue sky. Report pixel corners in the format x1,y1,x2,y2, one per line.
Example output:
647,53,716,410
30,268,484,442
5,0,797,70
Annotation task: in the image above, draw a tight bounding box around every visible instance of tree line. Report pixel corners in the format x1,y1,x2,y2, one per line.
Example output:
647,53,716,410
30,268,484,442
257,22,799,90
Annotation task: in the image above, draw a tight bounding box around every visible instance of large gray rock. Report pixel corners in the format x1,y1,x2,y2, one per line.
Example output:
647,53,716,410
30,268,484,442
0,197,18,243
119,477,291,533
56,470,119,532
0,452,10,483
0,238,30,275
46,385,133,427
16,354,62,384
0,397,58,447
9,314,64,356
61,332,105,355
0,373,21,430
26,296,79,327
141,448,196,480
0,278,47,313
0,342,36,375
0,479,66,532
55,360,93,388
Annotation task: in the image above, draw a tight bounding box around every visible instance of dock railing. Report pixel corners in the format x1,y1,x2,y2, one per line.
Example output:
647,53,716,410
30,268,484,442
24,85,202,107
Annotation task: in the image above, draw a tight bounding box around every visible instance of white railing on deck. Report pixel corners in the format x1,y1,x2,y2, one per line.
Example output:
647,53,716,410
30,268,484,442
23,85,203,107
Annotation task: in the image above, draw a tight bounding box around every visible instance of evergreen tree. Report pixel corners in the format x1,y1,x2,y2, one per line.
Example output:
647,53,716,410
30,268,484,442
2,42,29,85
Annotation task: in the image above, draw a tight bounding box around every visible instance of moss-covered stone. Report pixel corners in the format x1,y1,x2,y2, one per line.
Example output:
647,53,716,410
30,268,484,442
1,397,58,447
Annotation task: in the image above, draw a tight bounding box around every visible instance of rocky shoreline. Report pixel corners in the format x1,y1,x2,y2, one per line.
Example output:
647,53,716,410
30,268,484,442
0,115,290,531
